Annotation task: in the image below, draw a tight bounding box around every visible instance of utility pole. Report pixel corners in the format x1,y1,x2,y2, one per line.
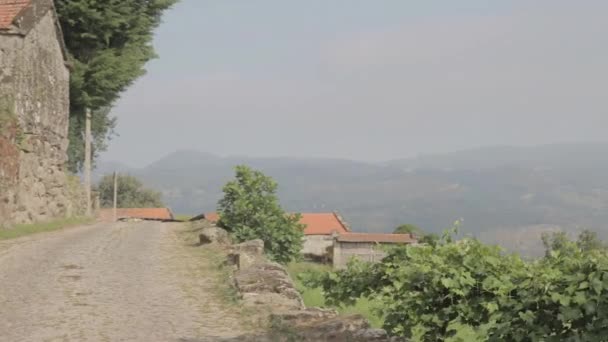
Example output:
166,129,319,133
84,108,92,217
113,172,118,222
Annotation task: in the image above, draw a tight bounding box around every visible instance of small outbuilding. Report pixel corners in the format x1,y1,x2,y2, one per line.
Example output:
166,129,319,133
299,212,350,260
333,233,417,269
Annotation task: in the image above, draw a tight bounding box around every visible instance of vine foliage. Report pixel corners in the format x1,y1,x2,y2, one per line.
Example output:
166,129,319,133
312,229,608,341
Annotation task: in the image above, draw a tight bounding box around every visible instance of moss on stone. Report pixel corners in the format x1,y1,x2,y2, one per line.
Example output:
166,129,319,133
0,95,15,124
65,173,87,216
0,95,17,138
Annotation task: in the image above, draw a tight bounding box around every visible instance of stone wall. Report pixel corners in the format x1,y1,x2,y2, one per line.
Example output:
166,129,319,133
0,7,84,227
301,234,333,260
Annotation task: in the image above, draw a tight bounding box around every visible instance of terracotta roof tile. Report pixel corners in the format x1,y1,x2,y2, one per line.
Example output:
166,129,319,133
203,212,220,222
0,0,31,29
98,208,174,222
299,213,350,235
202,212,350,236
337,233,417,244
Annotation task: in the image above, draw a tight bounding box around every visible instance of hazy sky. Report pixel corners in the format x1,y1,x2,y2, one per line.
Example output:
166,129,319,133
101,0,608,167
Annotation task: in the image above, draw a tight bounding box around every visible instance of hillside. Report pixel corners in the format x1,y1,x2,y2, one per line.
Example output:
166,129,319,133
97,143,608,254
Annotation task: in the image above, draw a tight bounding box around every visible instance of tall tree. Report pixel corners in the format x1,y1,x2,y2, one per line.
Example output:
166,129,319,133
97,174,164,208
576,229,604,252
542,229,604,256
217,165,305,264
393,223,424,235
55,0,178,172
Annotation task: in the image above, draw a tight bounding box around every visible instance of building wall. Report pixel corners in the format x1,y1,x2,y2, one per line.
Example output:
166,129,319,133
302,235,334,259
0,10,85,227
332,241,390,269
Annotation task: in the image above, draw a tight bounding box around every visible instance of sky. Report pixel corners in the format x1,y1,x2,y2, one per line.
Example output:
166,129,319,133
101,0,608,167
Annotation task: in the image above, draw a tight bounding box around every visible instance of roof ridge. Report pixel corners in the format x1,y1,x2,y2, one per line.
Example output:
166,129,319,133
0,0,30,30
332,211,351,232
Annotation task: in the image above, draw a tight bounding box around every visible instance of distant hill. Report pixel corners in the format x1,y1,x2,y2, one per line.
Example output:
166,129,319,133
97,143,608,254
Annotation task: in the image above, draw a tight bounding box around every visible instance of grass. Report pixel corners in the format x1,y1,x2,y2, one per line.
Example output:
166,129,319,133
286,261,385,328
176,222,264,333
0,216,93,240
199,244,242,305
287,262,331,307
176,223,238,301
174,214,193,221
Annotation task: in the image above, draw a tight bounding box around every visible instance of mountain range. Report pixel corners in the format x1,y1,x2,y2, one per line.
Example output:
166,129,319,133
96,143,608,255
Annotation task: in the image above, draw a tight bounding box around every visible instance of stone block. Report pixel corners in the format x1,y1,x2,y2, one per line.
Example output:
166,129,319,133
199,226,231,245
230,239,264,255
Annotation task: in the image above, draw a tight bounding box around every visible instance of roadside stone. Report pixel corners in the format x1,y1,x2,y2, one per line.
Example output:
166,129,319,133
352,328,395,341
199,226,231,245
230,239,264,255
226,239,265,269
272,307,338,324
234,261,304,310
268,310,400,341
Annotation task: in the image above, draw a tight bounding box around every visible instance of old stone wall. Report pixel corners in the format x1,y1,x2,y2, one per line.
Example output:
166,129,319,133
0,9,84,227
301,235,333,259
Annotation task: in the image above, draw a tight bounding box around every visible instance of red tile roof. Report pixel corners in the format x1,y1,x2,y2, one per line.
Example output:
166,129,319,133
203,212,220,222
98,208,174,222
299,213,350,235
337,233,417,244
0,0,30,29
202,212,350,236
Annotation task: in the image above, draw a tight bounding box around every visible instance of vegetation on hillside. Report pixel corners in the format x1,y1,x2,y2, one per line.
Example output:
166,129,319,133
55,0,179,171
217,165,305,264
97,174,164,208
310,228,608,340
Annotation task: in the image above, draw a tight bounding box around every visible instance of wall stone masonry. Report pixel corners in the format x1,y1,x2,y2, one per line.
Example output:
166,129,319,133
0,1,85,227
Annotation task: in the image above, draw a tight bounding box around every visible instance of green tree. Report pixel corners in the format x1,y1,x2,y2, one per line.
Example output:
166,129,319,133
217,165,305,264
394,223,439,246
419,233,440,246
55,0,178,172
541,231,571,257
97,174,164,208
542,230,604,257
576,229,604,252
393,224,424,235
